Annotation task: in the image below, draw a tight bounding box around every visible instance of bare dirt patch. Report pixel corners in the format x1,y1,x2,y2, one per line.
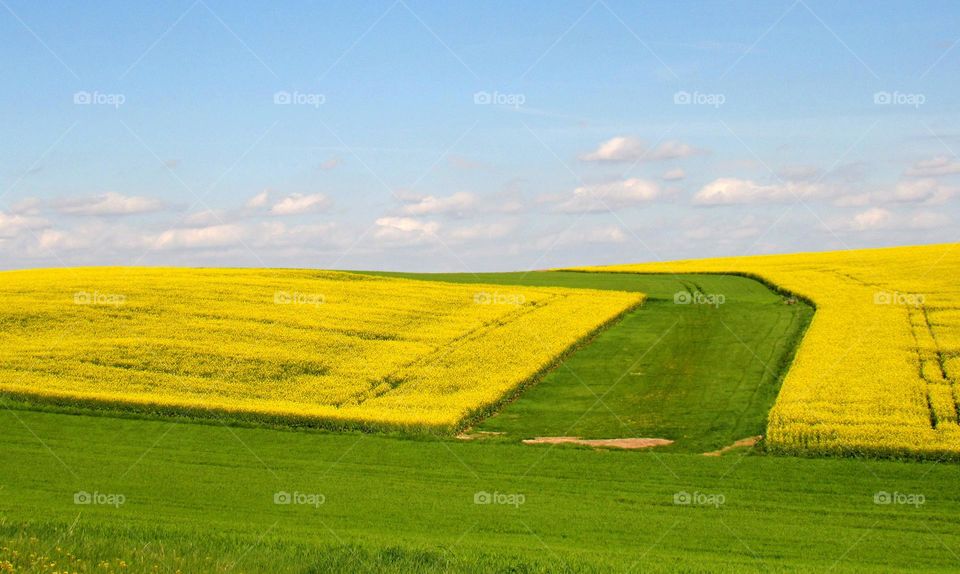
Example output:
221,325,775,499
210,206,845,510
455,431,506,441
522,436,673,449
703,435,763,456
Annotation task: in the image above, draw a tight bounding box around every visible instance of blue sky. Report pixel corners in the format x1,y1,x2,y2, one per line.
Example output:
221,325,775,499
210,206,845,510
1,0,957,271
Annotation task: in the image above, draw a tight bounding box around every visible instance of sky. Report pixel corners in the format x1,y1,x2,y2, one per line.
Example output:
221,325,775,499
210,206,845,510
0,0,957,272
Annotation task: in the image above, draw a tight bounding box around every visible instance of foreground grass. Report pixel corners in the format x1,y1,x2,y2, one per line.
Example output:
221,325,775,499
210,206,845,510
366,271,813,452
2,408,959,573
0,521,609,574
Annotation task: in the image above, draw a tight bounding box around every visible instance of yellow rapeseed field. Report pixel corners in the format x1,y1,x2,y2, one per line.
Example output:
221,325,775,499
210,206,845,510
0,267,642,431
575,243,960,457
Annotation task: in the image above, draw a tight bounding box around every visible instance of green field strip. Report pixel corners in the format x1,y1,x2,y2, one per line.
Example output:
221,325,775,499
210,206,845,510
361,271,813,452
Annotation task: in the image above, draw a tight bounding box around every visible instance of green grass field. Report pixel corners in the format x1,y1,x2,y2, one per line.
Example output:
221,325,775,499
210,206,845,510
2,408,959,573
369,271,812,452
2,271,958,573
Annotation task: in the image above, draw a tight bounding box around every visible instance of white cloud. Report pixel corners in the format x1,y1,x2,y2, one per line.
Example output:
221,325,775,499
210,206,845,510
400,192,477,216
35,228,100,251
649,140,701,161
183,209,226,226
661,168,685,181
396,191,522,216
583,226,628,243
0,211,48,238
838,206,950,232
374,217,440,242
890,178,955,204
55,192,165,216
850,207,893,230
579,137,643,162
8,198,43,215
251,221,340,248
152,224,246,250
905,156,960,177
270,193,331,216
7,219,349,261
580,136,702,163
694,178,824,205
554,178,662,213
246,190,270,208
831,179,955,207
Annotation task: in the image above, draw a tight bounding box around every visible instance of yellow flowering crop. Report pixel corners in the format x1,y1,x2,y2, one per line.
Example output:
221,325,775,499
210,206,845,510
575,243,960,458
0,267,641,432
